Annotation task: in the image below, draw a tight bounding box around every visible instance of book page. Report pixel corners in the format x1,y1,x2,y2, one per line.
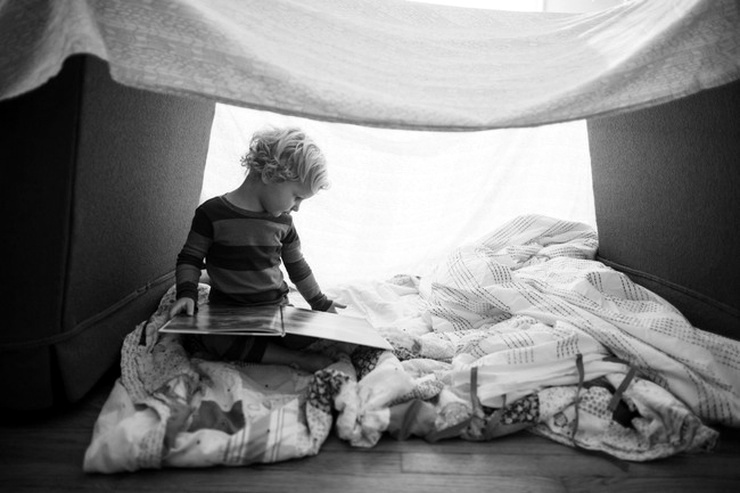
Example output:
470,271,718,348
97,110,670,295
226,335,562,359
281,306,392,350
160,305,285,336
159,304,392,350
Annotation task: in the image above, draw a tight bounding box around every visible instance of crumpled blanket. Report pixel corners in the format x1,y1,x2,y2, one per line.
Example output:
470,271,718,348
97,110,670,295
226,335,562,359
83,286,353,472
84,215,738,473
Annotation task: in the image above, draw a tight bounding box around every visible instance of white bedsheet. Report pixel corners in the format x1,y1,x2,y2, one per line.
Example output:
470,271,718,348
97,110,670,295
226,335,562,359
331,215,740,427
84,215,738,472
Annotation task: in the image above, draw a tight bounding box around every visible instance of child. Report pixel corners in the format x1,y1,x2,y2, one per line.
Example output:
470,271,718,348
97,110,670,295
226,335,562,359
169,126,343,372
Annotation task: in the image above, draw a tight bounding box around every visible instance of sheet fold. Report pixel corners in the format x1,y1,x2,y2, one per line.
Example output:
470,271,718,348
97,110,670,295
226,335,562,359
2,0,739,129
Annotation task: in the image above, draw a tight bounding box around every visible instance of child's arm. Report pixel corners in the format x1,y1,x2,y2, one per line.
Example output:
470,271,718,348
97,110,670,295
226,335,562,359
282,227,343,312
169,208,212,318
285,258,344,312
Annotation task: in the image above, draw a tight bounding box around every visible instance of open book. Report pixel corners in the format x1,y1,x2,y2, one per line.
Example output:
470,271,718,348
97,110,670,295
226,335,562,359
159,304,393,350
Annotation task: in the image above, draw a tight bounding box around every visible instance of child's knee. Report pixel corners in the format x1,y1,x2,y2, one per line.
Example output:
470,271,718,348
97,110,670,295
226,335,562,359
200,335,267,362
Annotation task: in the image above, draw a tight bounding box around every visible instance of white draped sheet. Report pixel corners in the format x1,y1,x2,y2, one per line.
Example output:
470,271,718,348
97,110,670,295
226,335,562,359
1,0,738,129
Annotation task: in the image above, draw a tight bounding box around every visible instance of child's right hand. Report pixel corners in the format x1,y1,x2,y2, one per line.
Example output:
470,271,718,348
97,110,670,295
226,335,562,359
169,297,195,319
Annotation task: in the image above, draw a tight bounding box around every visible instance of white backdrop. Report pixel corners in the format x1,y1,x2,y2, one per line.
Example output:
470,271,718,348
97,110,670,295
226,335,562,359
202,104,595,287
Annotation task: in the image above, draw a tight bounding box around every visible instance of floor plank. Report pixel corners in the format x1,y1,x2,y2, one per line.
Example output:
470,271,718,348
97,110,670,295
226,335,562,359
403,450,740,478
564,476,740,493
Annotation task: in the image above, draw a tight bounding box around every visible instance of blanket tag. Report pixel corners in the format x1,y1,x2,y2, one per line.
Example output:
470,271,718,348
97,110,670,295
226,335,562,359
571,353,585,444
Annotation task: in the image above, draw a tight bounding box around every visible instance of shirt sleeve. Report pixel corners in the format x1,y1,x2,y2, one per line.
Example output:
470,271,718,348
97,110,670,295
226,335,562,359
175,206,212,301
282,224,332,311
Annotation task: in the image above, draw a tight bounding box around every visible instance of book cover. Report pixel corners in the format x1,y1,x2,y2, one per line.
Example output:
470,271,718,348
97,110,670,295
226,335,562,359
159,304,393,350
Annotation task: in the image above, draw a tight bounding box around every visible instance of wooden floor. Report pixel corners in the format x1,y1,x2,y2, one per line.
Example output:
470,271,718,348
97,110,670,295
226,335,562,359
2,371,740,493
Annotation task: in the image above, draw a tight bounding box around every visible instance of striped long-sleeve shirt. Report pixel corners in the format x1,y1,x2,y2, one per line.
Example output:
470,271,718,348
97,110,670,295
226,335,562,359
175,195,331,311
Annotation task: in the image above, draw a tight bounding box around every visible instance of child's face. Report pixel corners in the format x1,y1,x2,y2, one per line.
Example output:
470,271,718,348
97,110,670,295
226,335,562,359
261,180,315,217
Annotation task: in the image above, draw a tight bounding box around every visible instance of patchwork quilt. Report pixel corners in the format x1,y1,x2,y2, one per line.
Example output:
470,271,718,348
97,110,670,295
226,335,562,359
83,215,740,473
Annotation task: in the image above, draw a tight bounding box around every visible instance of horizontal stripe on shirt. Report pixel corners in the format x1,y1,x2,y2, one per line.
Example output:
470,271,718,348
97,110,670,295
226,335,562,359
207,243,282,271
208,264,285,295
208,286,288,306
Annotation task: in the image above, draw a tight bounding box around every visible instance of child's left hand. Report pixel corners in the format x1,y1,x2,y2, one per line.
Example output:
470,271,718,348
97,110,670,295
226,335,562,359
326,301,347,313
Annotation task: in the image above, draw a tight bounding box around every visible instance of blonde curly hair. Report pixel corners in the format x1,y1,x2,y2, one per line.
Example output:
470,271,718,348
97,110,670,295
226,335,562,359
240,126,330,194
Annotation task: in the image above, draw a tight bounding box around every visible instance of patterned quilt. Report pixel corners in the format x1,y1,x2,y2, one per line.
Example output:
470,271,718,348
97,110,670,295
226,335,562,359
83,215,739,473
